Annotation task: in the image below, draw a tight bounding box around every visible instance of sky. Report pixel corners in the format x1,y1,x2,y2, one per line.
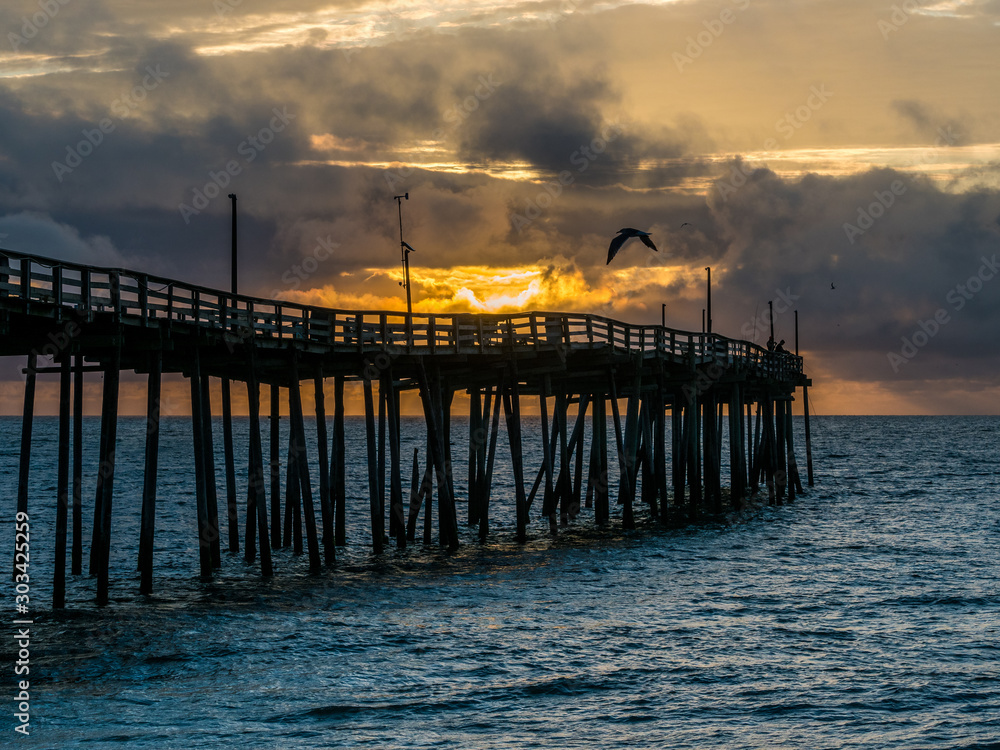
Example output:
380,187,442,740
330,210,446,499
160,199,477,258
1,0,999,415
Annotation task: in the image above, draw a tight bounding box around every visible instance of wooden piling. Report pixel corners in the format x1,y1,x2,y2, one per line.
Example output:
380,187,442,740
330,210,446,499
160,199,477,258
468,388,482,527
269,384,281,548
608,372,631,520
363,375,384,553
406,448,422,541
245,354,273,576
72,354,83,576
384,371,405,550
539,377,555,527
314,370,335,564
751,401,763,493
654,387,669,523
555,391,571,527
200,374,222,568
283,403,303,553
422,459,433,545
378,374,387,537
595,395,610,524
763,398,776,505
138,352,161,595
787,398,803,496
481,384,502,542
685,395,702,515
443,387,457,520
746,399,754,493
95,345,121,605
497,365,527,542
288,357,321,571
332,375,347,545
16,353,36,579
615,370,638,529
672,396,685,509
53,356,70,608
775,398,788,504
418,362,459,549
728,386,743,507
221,378,239,554
803,384,815,487
639,400,656,518
189,351,213,581
571,396,589,515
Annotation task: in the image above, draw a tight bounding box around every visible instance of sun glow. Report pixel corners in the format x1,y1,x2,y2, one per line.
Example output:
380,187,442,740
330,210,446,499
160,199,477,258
272,260,691,315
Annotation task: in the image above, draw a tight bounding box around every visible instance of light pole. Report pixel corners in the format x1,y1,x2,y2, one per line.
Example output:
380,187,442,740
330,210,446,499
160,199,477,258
394,193,413,315
661,303,666,328
228,193,237,296
705,266,712,334
768,300,774,344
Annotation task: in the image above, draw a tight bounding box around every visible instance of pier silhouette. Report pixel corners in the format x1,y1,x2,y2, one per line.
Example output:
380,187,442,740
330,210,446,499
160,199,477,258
1,248,812,606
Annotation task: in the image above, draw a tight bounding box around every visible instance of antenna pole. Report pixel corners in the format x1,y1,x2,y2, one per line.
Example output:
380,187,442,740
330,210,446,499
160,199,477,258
394,193,411,315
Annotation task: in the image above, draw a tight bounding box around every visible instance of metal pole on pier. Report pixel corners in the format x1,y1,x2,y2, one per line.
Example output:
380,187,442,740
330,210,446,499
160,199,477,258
228,193,238,296
394,193,413,316
705,266,712,334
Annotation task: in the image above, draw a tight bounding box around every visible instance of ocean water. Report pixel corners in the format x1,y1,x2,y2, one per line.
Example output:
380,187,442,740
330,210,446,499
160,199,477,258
1,415,999,749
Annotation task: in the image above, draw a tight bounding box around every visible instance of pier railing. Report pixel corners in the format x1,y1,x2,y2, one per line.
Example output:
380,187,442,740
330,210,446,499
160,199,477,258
0,248,803,380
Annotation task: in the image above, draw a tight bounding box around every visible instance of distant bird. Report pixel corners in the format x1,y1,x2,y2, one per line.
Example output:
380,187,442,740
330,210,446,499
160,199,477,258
607,228,658,264
831,282,836,290
680,222,693,228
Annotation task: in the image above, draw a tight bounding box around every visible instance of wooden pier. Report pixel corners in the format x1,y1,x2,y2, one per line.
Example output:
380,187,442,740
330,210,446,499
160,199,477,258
0,248,812,606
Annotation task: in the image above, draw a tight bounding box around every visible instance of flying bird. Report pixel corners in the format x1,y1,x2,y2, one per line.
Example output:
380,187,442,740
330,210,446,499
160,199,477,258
607,228,658,264
831,282,836,290
680,222,693,228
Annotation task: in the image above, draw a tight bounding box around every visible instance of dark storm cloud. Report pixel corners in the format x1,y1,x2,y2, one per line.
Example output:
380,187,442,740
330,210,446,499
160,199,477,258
456,68,619,172
703,163,1000,382
1,0,999,406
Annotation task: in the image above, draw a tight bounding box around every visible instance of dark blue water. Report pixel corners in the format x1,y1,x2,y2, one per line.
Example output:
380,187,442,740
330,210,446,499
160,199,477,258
2,415,999,748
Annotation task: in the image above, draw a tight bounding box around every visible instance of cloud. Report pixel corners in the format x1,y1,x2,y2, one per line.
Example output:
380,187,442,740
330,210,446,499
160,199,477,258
0,212,131,268
1,0,1000,415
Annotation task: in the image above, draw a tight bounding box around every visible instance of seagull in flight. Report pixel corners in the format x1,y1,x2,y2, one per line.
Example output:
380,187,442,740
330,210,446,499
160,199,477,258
830,282,836,290
607,228,658,264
